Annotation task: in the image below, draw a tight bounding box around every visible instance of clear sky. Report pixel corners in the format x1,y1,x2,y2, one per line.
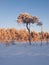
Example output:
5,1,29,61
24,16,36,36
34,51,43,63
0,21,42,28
0,0,49,32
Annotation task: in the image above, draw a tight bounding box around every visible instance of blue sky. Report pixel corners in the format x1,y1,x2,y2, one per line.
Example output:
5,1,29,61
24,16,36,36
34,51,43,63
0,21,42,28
0,0,49,32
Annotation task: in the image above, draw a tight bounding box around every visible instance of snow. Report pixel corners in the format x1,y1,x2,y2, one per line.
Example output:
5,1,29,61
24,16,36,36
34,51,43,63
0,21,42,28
0,42,49,65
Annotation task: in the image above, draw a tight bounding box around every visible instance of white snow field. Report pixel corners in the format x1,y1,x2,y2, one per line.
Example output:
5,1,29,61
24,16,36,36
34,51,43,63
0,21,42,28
0,42,49,65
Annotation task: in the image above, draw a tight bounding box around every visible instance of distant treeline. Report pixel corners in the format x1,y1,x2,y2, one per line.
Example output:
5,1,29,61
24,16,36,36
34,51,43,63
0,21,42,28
0,28,49,43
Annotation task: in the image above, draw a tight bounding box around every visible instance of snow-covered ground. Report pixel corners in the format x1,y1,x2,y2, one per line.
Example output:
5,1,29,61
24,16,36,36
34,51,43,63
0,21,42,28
0,42,49,65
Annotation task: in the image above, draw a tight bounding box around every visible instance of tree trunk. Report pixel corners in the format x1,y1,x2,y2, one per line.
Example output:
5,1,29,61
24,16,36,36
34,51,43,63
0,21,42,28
46,33,49,44
26,23,31,45
40,26,42,46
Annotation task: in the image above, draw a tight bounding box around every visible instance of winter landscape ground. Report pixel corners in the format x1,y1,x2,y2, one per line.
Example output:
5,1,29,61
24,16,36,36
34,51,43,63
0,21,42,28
0,42,49,65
